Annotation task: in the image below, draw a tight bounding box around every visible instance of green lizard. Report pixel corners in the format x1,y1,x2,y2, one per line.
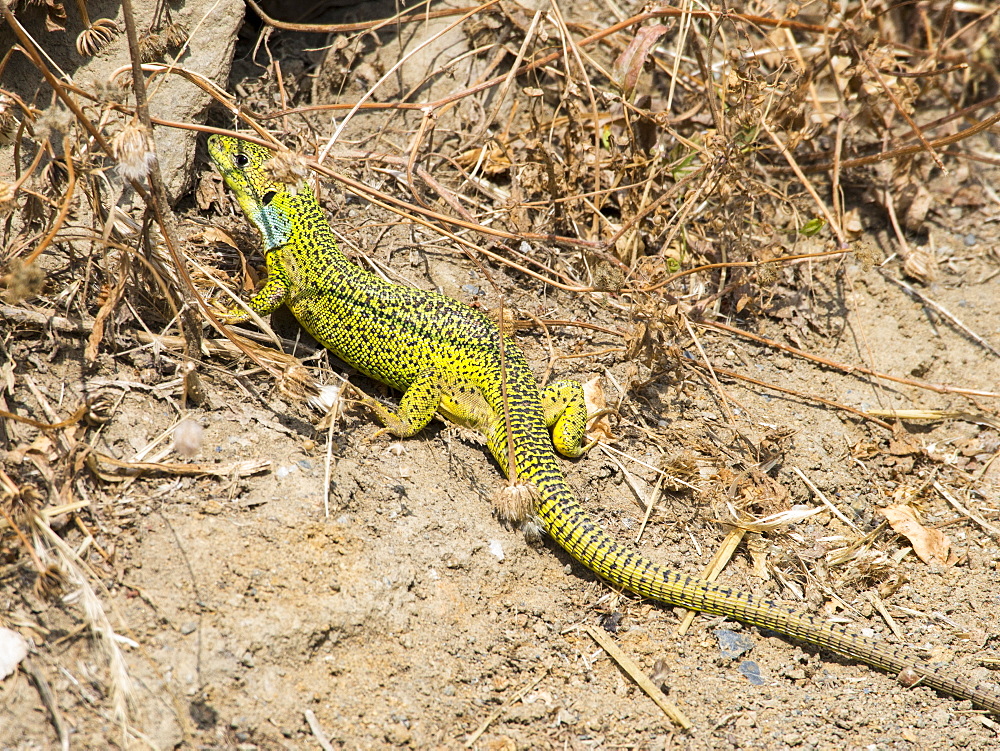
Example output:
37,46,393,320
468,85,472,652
207,134,1000,715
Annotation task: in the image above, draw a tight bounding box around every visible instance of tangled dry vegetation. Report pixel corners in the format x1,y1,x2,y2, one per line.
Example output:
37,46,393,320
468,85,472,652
2,0,1000,745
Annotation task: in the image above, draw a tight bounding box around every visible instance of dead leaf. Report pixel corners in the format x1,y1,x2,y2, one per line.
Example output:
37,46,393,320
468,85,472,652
887,435,922,456
189,226,239,248
43,0,67,32
903,185,931,231
195,172,226,210
5,433,54,463
879,504,953,565
582,376,616,443
611,25,670,99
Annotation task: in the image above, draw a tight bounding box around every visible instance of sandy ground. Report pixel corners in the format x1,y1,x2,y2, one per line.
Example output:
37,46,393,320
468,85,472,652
2,1,1000,749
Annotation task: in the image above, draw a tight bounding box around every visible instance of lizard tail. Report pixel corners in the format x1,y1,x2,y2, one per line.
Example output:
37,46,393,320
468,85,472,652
533,477,1000,713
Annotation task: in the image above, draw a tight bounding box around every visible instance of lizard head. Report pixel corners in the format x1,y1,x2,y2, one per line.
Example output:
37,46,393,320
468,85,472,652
207,135,308,251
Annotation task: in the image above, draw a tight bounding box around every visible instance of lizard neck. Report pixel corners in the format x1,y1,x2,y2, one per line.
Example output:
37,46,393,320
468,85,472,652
252,190,353,271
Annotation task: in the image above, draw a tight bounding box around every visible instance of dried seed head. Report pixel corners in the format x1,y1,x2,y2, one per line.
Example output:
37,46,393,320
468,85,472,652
278,363,320,401
0,181,16,216
265,150,310,194
902,247,935,283
756,261,779,287
84,389,117,425
139,33,167,63
34,564,66,601
309,382,343,413
112,120,157,182
173,418,204,459
491,481,540,525
6,483,43,526
90,78,128,105
162,21,189,49
34,105,75,142
2,260,45,303
76,18,120,57
520,517,544,544
0,94,20,147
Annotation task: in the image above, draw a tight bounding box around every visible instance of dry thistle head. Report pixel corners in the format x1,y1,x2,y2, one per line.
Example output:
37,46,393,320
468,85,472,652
89,78,128,105
0,94,19,147
756,261,779,287
173,418,204,459
34,105,75,142
139,33,167,63
310,382,343,414
0,180,16,217
902,246,935,283
277,362,320,401
162,21,189,49
4,482,44,528
84,388,117,425
112,119,157,182
491,481,540,525
138,22,187,63
76,17,120,57
2,260,45,303
34,564,66,601
265,150,311,195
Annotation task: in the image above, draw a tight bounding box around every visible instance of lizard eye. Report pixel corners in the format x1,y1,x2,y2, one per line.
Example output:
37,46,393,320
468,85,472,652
233,153,250,168
261,190,277,205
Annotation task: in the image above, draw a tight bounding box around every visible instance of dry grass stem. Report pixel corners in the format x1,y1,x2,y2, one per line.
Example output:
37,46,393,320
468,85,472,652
791,467,860,532
585,625,692,730
465,669,550,747
676,528,746,637
933,481,1000,541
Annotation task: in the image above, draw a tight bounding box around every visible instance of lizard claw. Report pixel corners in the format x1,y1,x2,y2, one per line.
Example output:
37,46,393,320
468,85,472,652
368,426,392,443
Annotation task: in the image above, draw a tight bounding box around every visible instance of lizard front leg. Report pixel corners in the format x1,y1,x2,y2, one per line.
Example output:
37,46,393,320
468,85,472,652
219,247,291,323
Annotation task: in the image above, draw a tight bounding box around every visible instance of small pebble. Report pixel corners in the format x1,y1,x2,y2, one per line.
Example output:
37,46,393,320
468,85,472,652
716,628,755,659
275,464,298,479
180,622,197,635
739,660,765,685
488,539,505,561
173,418,203,459
0,628,28,679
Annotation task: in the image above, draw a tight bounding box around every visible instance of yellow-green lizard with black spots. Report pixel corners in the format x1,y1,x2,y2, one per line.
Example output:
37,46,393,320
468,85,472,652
207,134,1000,715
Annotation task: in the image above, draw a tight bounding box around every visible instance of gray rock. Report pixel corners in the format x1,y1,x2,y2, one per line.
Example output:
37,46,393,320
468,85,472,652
0,0,245,203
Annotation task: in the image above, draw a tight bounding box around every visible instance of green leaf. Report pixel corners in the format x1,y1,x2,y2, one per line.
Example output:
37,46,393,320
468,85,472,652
800,217,825,237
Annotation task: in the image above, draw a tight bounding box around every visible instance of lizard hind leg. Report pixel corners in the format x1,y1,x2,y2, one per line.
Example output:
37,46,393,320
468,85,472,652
540,379,596,458
359,370,443,439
